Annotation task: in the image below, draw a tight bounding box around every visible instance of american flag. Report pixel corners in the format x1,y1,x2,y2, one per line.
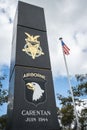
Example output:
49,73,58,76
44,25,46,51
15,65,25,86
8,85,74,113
61,40,70,55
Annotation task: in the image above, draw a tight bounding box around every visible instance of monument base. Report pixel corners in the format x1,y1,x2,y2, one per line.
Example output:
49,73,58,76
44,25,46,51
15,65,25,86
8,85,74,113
7,66,60,130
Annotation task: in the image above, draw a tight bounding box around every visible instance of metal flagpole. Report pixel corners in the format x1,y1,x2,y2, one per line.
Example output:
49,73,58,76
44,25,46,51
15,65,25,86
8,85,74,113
59,38,79,130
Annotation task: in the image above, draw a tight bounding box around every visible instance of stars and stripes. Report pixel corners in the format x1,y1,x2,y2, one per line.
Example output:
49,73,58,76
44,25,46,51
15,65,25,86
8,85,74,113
61,40,70,55
59,38,70,55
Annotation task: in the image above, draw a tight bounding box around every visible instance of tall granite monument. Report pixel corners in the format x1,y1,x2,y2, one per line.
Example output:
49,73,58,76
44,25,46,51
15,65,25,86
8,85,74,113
7,1,60,130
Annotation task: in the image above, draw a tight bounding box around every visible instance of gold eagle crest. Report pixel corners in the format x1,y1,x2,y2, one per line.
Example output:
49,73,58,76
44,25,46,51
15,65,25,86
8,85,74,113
22,32,44,59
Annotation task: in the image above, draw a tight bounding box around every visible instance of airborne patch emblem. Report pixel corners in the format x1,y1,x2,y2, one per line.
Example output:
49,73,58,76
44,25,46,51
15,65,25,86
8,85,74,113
23,73,47,106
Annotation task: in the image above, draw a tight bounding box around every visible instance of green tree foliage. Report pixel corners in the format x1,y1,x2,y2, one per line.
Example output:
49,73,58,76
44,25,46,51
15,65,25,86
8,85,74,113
0,75,8,130
57,74,87,129
75,74,87,82
0,115,7,130
75,74,87,96
79,109,87,130
57,94,75,129
61,104,74,129
57,94,72,105
0,75,8,105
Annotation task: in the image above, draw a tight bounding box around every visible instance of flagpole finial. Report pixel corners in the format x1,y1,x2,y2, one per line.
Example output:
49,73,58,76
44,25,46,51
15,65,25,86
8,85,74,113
59,37,63,41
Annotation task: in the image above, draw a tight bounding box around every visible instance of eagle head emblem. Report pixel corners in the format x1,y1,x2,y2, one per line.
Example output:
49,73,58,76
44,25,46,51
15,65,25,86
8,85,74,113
26,82,44,101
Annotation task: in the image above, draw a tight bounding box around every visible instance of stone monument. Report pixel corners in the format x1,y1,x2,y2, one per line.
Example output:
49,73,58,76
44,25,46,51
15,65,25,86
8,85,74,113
7,1,60,130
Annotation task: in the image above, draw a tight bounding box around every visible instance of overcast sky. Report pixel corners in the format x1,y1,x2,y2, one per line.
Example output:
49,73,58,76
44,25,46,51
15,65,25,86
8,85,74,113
0,0,87,116
0,0,87,78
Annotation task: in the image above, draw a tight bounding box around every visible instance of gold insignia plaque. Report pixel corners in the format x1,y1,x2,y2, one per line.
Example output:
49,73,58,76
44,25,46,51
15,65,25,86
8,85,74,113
22,32,44,59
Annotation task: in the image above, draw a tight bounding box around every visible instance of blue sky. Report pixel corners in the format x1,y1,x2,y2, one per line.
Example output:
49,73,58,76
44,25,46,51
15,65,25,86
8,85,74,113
0,0,87,116
54,75,79,107
0,65,9,116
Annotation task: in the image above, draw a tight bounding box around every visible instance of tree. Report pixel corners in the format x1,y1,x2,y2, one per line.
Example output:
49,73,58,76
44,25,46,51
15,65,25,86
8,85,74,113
79,109,87,130
0,115,7,130
61,104,74,130
75,74,87,96
57,74,87,130
57,94,75,129
0,75,8,130
0,75,8,105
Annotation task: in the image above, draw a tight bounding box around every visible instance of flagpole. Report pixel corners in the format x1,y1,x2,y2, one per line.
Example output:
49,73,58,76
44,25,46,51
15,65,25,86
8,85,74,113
59,38,79,130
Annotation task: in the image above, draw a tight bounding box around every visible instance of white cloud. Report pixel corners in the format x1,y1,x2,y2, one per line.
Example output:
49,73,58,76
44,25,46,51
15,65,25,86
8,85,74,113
0,23,12,66
0,0,87,77
0,0,17,66
76,99,87,114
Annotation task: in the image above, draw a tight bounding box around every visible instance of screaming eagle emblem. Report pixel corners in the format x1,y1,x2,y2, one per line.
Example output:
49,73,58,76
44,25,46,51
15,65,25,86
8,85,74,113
23,72,46,106
26,82,44,101
22,32,44,59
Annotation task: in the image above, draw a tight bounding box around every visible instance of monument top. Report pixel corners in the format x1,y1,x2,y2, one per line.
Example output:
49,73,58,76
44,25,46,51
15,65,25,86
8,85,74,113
15,1,46,31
